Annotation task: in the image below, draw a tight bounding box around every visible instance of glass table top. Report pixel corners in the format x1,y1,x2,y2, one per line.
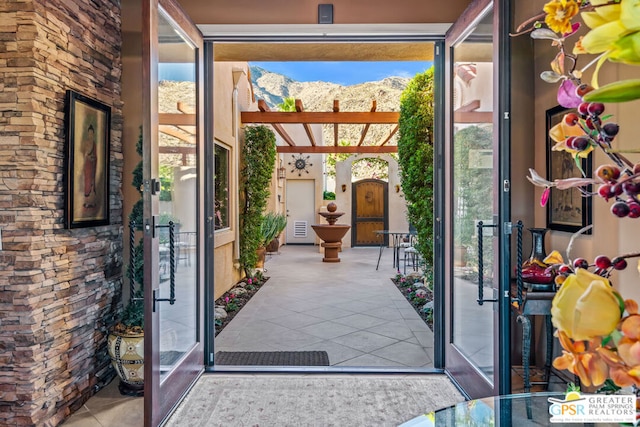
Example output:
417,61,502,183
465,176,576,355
400,392,635,426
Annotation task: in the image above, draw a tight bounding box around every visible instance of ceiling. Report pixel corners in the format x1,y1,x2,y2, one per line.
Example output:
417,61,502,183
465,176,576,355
213,41,434,62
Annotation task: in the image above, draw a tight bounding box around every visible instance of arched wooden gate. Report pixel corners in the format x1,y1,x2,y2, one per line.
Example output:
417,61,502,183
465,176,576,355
351,179,388,246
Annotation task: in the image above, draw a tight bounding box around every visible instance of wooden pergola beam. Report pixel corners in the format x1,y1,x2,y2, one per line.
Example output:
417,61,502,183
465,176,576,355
378,124,399,146
453,111,493,123
357,100,377,146
241,111,399,124
295,99,316,146
159,145,196,166
159,125,195,144
257,99,296,146
159,113,195,126
333,100,339,146
277,146,397,153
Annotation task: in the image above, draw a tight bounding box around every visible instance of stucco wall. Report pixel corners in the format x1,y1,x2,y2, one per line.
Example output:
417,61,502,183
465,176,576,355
0,0,123,425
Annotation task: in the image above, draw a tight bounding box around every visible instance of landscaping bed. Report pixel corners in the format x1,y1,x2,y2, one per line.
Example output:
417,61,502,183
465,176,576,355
391,271,434,330
214,272,268,336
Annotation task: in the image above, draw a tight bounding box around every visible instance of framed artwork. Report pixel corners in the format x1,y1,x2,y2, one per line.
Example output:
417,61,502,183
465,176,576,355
65,90,111,228
545,105,592,233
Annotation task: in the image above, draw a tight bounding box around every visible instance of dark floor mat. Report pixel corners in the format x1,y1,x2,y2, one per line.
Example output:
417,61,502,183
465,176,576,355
215,351,330,366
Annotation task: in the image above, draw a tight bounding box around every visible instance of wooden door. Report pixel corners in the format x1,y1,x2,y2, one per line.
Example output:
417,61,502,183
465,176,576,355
352,179,388,246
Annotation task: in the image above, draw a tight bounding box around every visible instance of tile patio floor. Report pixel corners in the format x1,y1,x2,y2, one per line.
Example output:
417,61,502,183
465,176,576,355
215,244,434,368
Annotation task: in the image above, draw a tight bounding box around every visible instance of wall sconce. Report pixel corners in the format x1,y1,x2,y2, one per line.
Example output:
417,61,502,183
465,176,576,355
341,184,347,192
278,166,287,180
395,184,401,193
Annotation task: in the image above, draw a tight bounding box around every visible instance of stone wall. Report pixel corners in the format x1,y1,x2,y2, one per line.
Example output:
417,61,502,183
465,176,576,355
0,0,123,425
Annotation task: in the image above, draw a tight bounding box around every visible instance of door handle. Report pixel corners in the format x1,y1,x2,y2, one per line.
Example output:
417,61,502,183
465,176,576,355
476,220,498,305
153,221,176,311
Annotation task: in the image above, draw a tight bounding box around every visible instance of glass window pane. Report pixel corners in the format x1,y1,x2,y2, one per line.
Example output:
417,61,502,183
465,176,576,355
214,144,229,230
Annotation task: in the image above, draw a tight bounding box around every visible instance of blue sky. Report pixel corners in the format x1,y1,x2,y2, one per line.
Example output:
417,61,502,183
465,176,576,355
251,61,432,85
159,61,433,85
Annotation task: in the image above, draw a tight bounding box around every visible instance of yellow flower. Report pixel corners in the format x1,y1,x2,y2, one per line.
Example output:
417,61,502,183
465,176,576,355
544,250,564,265
543,0,580,34
579,0,640,86
551,268,623,341
548,117,594,158
553,331,609,387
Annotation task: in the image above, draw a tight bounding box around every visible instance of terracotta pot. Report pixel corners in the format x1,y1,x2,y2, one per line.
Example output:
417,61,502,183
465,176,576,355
256,247,266,269
107,329,144,396
266,237,279,253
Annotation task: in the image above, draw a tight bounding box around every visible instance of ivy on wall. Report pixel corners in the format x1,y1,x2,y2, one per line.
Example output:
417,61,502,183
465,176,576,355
397,67,435,265
239,125,277,275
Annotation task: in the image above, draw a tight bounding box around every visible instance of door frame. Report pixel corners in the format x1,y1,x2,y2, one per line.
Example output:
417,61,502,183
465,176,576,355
442,0,511,398
142,0,205,425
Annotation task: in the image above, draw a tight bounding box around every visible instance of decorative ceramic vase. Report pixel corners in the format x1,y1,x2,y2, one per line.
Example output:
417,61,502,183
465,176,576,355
521,228,554,285
107,330,144,396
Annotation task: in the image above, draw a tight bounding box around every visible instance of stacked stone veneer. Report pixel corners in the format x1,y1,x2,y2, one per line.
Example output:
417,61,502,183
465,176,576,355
0,1,123,425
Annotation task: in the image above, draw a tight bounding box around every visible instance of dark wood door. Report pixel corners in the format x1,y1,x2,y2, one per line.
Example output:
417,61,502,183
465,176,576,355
143,1,204,425
352,179,388,246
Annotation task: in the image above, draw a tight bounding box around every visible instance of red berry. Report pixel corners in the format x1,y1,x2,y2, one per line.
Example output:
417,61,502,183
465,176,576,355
612,257,628,270
628,202,640,218
578,102,590,117
573,258,589,269
595,255,612,269
576,84,594,97
572,136,590,151
622,180,640,196
611,201,630,217
587,102,605,116
598,184,615,201
559,264,572,274
611,184,624,197
634,163,640,175
596,164,621,182
564,113,580,126
602,123,619,137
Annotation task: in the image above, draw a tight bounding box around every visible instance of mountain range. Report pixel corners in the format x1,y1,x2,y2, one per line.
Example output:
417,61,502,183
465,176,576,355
249,66,411,147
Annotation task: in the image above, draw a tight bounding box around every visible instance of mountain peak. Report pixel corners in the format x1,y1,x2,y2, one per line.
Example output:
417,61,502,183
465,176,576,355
249,65,410,146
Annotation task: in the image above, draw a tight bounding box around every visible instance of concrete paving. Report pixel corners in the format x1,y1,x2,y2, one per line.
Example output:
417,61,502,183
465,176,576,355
215,245,434,368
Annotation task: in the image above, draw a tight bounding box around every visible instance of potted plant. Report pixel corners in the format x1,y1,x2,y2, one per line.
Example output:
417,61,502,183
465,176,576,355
262,212,287,255
107,128,145,396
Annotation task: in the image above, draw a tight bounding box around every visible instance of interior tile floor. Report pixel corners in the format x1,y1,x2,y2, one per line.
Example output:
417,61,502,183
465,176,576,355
63,243,565,425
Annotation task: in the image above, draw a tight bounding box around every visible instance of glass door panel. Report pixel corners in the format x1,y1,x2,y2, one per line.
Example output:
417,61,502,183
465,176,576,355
143,1,204,425
452,24,495,380
157,9,198,381
445,0,504,399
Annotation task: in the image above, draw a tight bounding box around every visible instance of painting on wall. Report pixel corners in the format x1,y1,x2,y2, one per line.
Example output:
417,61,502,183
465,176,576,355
65,90,111,228
545,105,592,234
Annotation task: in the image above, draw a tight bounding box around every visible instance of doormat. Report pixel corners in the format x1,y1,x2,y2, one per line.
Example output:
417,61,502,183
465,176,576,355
215,351,330,366
160,350,184,366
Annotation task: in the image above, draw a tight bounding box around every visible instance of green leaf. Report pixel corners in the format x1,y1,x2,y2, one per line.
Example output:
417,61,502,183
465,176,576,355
583,79,640,103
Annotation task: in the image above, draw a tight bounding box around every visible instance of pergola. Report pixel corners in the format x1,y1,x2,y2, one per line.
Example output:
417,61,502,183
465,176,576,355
241,99,399,154
159,96,490,161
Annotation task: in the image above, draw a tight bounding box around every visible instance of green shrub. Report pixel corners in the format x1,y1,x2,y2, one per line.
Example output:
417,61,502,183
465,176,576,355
398,67,435,265
239,125,277,275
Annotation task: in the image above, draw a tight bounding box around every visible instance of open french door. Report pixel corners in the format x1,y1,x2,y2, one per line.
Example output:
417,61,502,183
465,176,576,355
142,0,205,425
443,0,511,398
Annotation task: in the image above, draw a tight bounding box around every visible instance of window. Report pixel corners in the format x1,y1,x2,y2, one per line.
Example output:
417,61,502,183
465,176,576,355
214,144,229,230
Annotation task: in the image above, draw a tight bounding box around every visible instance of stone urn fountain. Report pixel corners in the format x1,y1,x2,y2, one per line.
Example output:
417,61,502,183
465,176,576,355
311,202,351,262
